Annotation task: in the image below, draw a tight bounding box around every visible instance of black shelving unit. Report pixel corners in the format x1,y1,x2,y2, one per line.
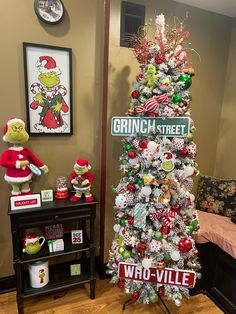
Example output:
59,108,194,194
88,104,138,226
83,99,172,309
8,197,98,314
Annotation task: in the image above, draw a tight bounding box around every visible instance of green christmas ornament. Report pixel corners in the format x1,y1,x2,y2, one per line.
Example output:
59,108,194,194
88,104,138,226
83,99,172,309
154,231,163,241
122,250,131,260
187,133,194,141
118,235,123,247
187,224,194,233
125,143,134,151
149,293,158,303
122,159,128,165
164,253,171,260
111,186,116,193
138,95,147,104
119,218,126,226
172,94,182,103
136,178,144,187
179,74,192,90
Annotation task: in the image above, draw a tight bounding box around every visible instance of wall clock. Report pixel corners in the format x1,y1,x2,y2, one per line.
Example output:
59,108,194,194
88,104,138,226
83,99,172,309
34,0,64,25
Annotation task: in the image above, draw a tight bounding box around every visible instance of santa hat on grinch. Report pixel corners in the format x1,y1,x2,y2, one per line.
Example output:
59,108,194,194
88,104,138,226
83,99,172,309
75,159,91,170
36,56,61,75
3,118,25,142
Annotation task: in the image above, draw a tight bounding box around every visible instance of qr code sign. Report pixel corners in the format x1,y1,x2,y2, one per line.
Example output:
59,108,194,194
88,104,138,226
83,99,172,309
71,230,83,244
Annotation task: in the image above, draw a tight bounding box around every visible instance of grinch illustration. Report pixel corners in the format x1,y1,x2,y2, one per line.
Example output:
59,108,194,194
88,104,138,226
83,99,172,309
30,55,69,132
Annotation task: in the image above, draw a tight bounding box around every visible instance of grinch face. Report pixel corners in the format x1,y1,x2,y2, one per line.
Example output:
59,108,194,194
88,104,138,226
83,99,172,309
74,165,88,175
38,72,60,88
5,122,29,144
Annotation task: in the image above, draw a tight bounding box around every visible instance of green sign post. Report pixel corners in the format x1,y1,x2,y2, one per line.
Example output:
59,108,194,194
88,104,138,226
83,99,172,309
111,116,190,137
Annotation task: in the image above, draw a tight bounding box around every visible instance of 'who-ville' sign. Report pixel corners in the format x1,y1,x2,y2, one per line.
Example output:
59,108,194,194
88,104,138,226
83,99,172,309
111,117,190,137
118,262,196,288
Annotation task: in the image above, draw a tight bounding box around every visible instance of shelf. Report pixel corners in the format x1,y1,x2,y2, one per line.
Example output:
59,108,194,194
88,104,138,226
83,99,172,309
19,233,94,264
22,260,94,299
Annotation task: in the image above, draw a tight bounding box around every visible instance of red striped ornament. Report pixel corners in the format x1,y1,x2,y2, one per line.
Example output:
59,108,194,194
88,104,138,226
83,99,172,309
136,97,158,114
156,94,169,104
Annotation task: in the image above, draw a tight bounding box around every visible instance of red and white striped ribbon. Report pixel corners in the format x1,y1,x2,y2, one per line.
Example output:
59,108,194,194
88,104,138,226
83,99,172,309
156,94,169,104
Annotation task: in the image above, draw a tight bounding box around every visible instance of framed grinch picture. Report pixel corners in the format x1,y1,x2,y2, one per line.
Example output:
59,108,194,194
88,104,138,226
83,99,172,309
23,42,73,135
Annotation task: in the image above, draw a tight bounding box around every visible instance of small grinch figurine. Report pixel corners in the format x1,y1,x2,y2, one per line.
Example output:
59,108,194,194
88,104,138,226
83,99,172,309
0,118,48,196
69,159,94,202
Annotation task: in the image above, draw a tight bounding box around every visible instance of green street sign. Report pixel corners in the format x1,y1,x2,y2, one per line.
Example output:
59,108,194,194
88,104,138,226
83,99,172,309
111,116,190,137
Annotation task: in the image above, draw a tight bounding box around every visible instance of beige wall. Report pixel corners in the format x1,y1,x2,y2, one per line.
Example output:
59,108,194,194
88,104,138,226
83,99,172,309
0,0,104,276
214,18,236,178
105,0,231,261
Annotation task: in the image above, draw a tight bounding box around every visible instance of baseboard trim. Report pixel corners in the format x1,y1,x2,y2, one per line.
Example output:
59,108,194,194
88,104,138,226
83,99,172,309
0,275,16,294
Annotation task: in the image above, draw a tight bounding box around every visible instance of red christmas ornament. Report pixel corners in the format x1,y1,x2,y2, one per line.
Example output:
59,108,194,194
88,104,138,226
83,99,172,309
117,281,125,289
127,216,134,225
161,225,170,235
131,291,140,302
127,183,136,192
179,147,188,158
128,149,137,159
136,74,144,81
148,112,158,117
136,241,147,252
178,237,192,253
171,204,181,212
155,53,166,64
132,90,140,99
139,139,148,149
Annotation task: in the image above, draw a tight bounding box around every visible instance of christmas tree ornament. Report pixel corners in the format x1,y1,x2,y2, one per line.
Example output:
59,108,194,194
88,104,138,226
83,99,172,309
131,291,140,302
139,139,148,149
127,183,136,192
134,203,147,228
161,225,170,235
155,53,166,64
178,147,188,158
149,239,161,252
113,224,120,233
141,186,152,196
118,247,125,254
170,250,181,261
128,150,137,159
172,94,182,104
149,293,159,303
142,258,152,269
117,281,125,289
136,178,144,186
179,74,192,90
178,237,193,253
119,218,126,226
136,241,147,252
129,157,139,166
127,216,134,225
122,250,131,259
111,186,117,193
161,151,175,172
124,143,134,151
147,141,158,151
175,299,182,307
172,138,185,150
171,203,181,212
115,194,128,209
154,231,163,241
132,90,140,99
187,132,194,141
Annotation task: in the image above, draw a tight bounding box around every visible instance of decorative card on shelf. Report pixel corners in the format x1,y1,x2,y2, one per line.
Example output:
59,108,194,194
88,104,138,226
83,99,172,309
45,224,64,240
70,264,81,276
71,230,83,244
47,239,64,253
133,203,147,229
41,189,54,202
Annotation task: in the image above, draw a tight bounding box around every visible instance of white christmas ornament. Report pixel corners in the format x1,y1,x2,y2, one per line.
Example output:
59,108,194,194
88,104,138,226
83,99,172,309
141,186,152,196
142,258,152,269
170,250,181,261
113,224,120,233
115,194,128,209
147,141,158,152
175,299,182,307
183,166,194,177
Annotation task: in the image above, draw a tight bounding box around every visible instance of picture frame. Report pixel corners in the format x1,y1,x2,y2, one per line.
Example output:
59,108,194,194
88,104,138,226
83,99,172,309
23,42,73,135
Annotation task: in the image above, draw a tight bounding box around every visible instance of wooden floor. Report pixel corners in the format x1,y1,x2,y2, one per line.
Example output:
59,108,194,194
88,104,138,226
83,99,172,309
0,277,223,314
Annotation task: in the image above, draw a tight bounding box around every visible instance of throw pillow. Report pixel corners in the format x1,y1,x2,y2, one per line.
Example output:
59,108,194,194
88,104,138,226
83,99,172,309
195,175,236,218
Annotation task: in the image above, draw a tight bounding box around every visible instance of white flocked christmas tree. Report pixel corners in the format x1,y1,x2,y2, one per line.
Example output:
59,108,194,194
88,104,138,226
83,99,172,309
107,14,201,306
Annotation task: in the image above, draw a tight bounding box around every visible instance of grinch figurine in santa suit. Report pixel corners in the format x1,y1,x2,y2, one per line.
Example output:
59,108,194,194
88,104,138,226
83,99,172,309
69,159,94,202
0,118,48,196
